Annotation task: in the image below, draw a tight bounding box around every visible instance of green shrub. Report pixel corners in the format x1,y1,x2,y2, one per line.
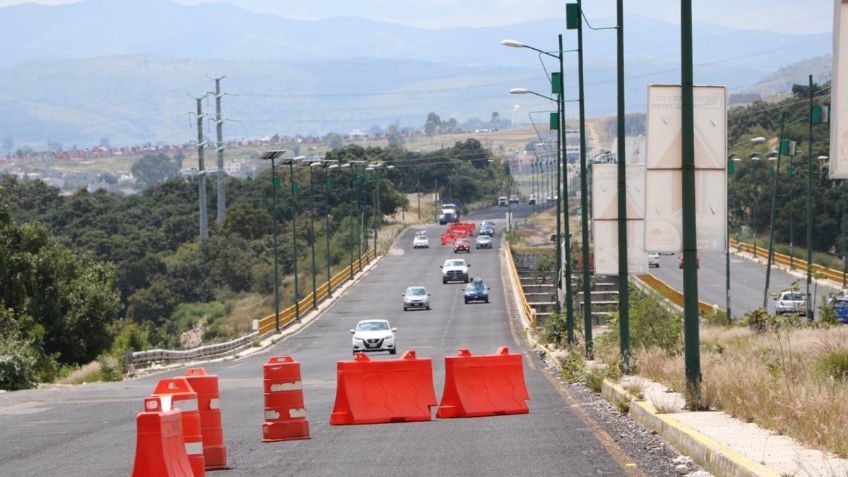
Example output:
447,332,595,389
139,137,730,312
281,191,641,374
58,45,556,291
813,345,848,382
544,312,568,347
559,350,586,383
0,337,40,390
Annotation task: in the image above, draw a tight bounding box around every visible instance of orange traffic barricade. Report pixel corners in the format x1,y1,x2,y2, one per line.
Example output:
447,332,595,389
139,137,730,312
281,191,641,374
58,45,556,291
184,368,228,470
330,350,436,425
437,347,530,418
131,396,194,477
263,355,310,442
152,377,206,477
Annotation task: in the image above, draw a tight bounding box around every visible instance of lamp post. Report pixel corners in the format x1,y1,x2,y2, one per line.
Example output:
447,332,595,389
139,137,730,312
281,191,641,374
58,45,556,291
284,155,305,321
307,160,320,310
764,114,787,309
325,163,339,297
508,81,566,318
260,149,286,333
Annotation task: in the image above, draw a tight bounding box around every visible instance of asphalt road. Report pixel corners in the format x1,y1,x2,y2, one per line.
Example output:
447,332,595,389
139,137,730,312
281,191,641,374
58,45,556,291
0,205,635,477
650,250,838,317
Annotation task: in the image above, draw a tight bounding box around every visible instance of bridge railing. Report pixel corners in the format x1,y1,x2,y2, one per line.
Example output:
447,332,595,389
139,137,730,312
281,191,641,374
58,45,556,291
635,274,719,316
504,243,537,327
731,239,846,286
127,249,378,371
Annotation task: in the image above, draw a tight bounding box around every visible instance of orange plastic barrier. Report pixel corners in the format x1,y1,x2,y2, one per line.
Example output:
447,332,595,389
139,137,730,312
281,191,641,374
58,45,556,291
437,347,530,418
184,368,228,470
330,350,436,425
152,377,206,477
263,356,310,442
131,396,194,477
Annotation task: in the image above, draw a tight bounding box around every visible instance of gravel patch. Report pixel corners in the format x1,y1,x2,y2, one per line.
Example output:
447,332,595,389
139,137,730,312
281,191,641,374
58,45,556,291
537,350,713,477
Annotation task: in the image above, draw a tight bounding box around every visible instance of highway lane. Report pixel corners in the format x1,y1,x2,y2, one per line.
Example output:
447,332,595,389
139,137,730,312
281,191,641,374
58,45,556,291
0,205,634,476
650,250,838,317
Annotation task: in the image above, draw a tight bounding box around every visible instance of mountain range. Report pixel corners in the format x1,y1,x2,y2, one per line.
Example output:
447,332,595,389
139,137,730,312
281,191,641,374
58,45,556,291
0,0,833,148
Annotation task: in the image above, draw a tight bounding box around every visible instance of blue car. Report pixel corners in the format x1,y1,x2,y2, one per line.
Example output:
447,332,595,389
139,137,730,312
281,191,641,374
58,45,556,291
464,279,490,304
831,298,848,324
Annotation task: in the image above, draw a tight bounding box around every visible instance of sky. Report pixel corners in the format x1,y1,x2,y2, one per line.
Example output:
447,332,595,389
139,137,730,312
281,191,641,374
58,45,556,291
0,0,834,33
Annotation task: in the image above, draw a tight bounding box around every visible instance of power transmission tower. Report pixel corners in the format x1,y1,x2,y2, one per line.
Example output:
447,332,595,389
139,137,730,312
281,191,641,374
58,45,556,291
212,76,226,224
194,95,209,240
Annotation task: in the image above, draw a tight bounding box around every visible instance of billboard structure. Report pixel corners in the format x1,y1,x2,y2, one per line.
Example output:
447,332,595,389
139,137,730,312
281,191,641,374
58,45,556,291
832,0,848,178
592,163,647,275
644,85,727,253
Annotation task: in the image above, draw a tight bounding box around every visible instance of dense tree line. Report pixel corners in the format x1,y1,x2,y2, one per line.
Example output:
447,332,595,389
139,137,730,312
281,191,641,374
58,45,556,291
0,139,502,387
727,82,843,256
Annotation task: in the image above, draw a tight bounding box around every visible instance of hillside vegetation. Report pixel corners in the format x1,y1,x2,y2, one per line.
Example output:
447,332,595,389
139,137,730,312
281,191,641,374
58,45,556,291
0,139,504,389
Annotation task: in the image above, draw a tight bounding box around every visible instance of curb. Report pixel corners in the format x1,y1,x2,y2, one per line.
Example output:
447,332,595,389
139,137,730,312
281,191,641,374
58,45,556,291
601,380,781,477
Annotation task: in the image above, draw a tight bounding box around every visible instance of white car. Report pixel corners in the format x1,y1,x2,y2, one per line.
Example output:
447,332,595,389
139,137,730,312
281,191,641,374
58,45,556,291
497,196,508,207
648,252,660,268
413,234,429,248
475,235,493,249
351,319,397,355
441,258,470,284
775,291,806,315
402,286,431,311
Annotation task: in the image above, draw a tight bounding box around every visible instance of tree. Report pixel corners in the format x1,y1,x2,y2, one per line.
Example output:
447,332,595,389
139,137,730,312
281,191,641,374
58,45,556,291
387,125,404,148
131,153,179,188
325,132,344,149
424,112,442,137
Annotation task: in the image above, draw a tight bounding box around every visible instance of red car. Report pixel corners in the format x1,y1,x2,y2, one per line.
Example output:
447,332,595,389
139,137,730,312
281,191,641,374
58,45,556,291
453,239,471,253
678,255,699,269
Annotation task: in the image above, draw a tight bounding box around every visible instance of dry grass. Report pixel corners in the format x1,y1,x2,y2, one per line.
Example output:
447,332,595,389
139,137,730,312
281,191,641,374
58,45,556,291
637,326,848,457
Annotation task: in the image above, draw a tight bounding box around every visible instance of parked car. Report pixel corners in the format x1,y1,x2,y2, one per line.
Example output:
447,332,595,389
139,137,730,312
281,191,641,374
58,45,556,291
402,286,431,311
454,239,471,253
497,196,509,207
528,194,537,205
648,252,660,268
678,255,699,269
509,195,519,204
464,279,490,304
828,297,848,324
775,290,806,315
351,319,397,355
412,233,429,249
441,258,470,283
475,235,493,249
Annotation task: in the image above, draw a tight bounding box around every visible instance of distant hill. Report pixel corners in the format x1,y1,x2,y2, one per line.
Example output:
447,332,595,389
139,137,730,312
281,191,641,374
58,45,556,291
0,0,833,148
738,56,832,100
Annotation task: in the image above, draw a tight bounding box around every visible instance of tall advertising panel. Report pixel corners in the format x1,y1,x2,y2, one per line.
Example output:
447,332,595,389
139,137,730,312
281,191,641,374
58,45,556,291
644,85,727,252
831,0,848,178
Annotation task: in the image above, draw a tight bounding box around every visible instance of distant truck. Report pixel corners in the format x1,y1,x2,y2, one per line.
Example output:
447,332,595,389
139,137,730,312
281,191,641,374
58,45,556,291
438,199,461,225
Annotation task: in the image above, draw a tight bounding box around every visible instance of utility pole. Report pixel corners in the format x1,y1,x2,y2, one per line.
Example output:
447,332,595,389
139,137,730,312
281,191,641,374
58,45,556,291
615,0,631,373
195,96,209,240
557,34,575,347
213,76,226,225
568,0,593,358
681,0,701,405
764,112,786,308
806,74,814,321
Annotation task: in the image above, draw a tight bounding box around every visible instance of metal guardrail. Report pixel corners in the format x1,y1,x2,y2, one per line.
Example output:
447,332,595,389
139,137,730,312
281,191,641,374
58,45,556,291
257,250,377,335
127,249,378,371
731,239,847,286
636,274,719,316
126,330,259,371
504,244,537,327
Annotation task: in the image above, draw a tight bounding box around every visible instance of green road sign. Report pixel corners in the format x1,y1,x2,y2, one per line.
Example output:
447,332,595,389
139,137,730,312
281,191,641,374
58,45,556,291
551,72,562,94
550,112,560,130
566,3,580,30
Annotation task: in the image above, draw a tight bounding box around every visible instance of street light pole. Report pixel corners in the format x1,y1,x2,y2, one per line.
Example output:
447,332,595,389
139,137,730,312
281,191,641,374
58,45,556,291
765,114,787,308
570,0,594,358
308,163,318,310
288,159,301,321
681,0,701,404
260,149,286,333
615,0,630,373
806,74,814,321
325,164,337,297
